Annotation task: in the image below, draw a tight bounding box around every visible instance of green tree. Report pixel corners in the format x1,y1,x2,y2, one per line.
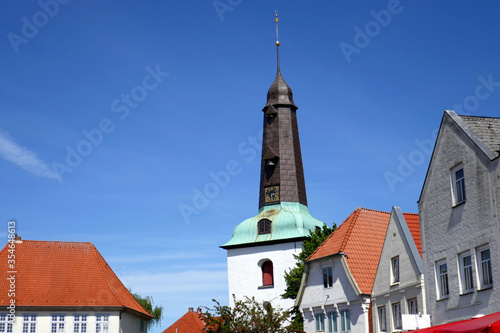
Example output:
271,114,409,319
282,223,337,328
201,296,303,333
130,290,163,328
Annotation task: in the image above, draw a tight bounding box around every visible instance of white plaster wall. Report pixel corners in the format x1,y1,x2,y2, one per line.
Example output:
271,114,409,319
419,115,500,325
300,256,369,333
372,211,426,333
121,311,147,333
9,311,121,333
227,241,301,310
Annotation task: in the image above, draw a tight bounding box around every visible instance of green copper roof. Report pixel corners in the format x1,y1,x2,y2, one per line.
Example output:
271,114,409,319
221,202,325,249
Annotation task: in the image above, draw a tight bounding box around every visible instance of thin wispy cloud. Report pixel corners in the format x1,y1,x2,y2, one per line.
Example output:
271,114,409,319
0,130,60,181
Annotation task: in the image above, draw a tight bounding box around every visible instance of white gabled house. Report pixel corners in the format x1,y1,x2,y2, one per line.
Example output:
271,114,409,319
296,207,418,333
419,111,500,325
0,237,152,333
371,207,428,333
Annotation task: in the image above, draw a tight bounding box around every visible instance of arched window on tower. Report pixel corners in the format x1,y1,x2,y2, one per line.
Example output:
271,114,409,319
258,219,272,234
262,260,274,286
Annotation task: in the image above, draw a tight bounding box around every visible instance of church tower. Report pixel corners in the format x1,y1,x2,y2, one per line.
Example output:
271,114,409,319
221,13,325,309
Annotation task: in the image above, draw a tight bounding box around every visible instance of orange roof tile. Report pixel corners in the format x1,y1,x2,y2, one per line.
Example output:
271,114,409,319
163,309,205,333
308,208,418,294
0,240,152,318
403,213,422,257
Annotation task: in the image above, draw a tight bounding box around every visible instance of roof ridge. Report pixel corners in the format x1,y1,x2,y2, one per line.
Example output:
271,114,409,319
339,207,361,251
460,115,500,120
358,207,391,215
21,240,93,245
90,243,123,306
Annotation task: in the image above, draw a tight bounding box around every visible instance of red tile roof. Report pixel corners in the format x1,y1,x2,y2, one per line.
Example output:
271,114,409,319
404,213,422,257
0,240,152,318
308,208,418,294
163,309,205,333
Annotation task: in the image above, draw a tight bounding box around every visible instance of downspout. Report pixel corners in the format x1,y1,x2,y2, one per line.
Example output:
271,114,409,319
119,307,126,333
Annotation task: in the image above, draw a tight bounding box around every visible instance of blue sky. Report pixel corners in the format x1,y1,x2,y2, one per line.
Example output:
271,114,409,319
2,1,500,332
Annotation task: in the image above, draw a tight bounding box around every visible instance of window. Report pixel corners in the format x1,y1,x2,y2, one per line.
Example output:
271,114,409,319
262,260,274,286
140,319,145,332
0,314,13,333
22,315,37,333
459,253,474,293
316,313,325,332
478,247,493,288
391,256,400,284
436,260,449,298
51,315,65,333
392,303,402,330
323,267,333,288
378,306,387,332
407,298,418,314
74,315,87,333
327,312,337,333
452,166,466,205
96,315,109,333
340,310,350,332
258,219,271,234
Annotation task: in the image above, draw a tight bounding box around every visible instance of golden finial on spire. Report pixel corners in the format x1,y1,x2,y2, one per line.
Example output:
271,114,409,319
275,10,280,46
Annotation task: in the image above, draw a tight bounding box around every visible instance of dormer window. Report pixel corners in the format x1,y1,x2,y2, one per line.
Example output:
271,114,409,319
258,219,272,234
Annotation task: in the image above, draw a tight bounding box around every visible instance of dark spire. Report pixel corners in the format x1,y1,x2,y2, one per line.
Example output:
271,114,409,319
258,12,307,209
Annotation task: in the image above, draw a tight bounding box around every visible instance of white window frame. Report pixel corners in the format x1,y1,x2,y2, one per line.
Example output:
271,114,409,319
459,252,474,293
0,314,13,333
392,303,402,330
391,256,400,284
323,267,333,288
96,314,110,333
327,312,337,333
378,306,387,332
407,298,418,315
477,246,493,289
452,166,466,205
436,259,449,299
73,315,87,333
50,315,65,333
22,314,37,333
316,313,325,332
339,309,351,333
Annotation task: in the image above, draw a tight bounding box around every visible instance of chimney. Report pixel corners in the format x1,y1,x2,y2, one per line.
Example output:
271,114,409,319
189,307,193,312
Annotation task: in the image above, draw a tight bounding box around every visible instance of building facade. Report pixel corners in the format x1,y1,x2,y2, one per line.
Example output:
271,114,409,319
371,207,428,333
419,111,500,325
0,238,152,333
297,207,416,333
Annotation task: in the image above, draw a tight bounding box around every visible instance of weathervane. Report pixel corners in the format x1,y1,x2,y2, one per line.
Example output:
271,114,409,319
275,11,280,46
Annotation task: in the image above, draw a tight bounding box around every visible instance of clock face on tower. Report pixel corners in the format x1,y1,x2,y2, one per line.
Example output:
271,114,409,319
264,185,280,204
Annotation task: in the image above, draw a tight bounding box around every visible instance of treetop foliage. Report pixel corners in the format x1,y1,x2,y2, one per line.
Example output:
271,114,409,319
201,296,303,333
